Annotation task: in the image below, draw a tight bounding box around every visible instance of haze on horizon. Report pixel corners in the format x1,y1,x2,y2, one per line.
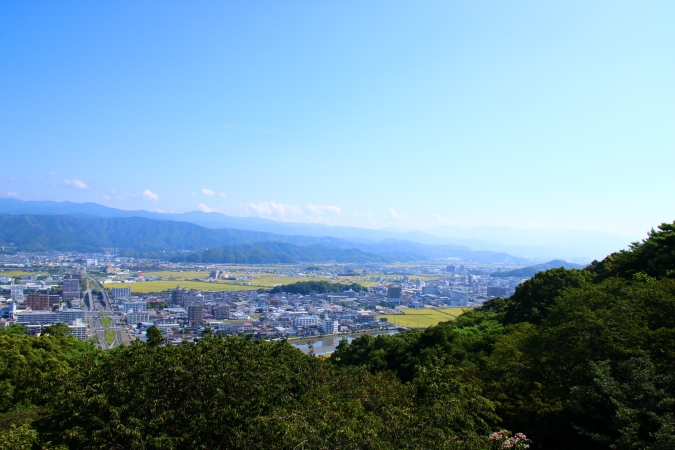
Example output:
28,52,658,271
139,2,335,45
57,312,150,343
1,1,673,236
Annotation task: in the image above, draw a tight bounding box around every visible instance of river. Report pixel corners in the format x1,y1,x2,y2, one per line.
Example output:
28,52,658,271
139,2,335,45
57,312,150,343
291,330,399,355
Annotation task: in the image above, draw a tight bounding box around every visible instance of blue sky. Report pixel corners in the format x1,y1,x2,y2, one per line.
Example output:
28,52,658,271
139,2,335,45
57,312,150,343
1,1,673,235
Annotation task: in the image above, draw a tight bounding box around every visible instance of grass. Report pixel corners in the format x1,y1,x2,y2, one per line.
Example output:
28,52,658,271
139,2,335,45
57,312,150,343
100,317,112,328
142,271,210,279
110,280,258,293
104,330,116,346
380,307,469,328
0,270,36,277
102,274,370,294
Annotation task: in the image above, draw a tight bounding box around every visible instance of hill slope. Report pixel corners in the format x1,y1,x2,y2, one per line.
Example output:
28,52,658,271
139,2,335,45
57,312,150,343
0,214,528,263
490,259,584,277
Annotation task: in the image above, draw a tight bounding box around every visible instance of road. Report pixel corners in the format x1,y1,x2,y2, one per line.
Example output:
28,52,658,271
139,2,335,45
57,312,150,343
82,269,132,348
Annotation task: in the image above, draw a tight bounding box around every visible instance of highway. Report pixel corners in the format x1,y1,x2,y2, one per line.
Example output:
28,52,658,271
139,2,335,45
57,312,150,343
82,269,132,348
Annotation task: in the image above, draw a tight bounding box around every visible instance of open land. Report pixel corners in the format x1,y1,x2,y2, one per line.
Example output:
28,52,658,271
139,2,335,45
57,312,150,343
380,308,469,328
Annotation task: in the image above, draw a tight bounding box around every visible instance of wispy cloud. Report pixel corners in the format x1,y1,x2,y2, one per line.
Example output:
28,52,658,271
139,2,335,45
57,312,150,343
197,203,215,213
3,192,18,198
142,190,159,201
307,204,342,215
219,192,227,198
102,194,110,201
201,188,215,196
388,208,407,220
63,179,89,190
245,201,302,220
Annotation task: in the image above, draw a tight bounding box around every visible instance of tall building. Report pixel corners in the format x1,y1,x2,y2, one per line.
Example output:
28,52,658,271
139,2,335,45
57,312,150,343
171,286,186,307
446,265,456,273
111,286,132,299
25,293,50,311
322,315,339,334
62,278,80,301
188,303,204,324
387,285,402,299
10,285,25,303
214,304,230,319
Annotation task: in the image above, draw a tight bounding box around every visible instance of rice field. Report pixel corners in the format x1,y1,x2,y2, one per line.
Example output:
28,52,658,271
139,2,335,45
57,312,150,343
109,280,258,293
379,308,469,328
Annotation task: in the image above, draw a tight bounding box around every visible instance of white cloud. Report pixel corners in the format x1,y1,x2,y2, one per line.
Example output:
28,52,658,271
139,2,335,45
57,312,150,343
63,179,89,190
197,203,215,213
245,201,302,220
219,192,227,198
307,204,342,215
201,188,215,196
142,190,159,201
3,192,18,198
102,194,110,201
388,208,407,220
434,214,455,226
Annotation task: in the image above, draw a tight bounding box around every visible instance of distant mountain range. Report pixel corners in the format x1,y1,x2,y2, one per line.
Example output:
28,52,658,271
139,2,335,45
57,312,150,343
490,259,585,278
0,198,642,262
0,214,530,264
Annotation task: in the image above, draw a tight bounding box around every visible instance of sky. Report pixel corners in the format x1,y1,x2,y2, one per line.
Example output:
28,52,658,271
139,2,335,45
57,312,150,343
1,1,673,236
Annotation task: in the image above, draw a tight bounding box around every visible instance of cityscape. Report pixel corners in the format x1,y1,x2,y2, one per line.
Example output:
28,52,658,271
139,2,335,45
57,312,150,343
1,250,528,351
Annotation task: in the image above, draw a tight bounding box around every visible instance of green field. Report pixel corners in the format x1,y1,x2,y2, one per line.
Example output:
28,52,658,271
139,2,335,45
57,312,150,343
143,271,210,279
107,272,370,294
104,330,116,346
380,308,469,328
0,270,36,277
109,280,257,293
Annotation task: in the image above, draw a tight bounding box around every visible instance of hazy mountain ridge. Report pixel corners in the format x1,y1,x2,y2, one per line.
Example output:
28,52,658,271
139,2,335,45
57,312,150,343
0,214,529,264
490,259,585,278
0,199,640,260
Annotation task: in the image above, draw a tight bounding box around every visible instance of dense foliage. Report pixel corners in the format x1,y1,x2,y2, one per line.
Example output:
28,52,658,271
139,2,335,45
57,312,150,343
269,280,367,295
331,222,675,449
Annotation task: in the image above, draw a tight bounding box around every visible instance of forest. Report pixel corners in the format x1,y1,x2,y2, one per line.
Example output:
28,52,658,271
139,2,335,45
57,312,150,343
1,222,674,449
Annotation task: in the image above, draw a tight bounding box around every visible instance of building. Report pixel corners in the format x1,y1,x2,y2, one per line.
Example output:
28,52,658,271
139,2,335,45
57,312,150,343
122,300,147,313
16,310,85,325
449,290,469,307
446,265,456,273
184,294,204,309
68,319,87,340
111,286,132,299
126,312,151,324
188,303,204,324
422,286,439,296
171,286,187,307
487,286,508,298
62,278,81,301
322,317,339,334
25,292,50,311
387,285,402,299
214,304,230,320
10,285,25,303
295,315,319,327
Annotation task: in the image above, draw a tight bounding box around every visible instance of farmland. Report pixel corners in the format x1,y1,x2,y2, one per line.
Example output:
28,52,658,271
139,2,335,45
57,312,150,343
380,308,469,328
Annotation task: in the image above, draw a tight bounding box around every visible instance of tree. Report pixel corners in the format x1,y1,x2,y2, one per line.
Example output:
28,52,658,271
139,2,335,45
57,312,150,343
145,326,164,346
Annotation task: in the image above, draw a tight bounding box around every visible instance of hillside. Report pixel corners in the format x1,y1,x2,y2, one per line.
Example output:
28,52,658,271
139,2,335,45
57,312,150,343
490,259,584,277
0,214,529,263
